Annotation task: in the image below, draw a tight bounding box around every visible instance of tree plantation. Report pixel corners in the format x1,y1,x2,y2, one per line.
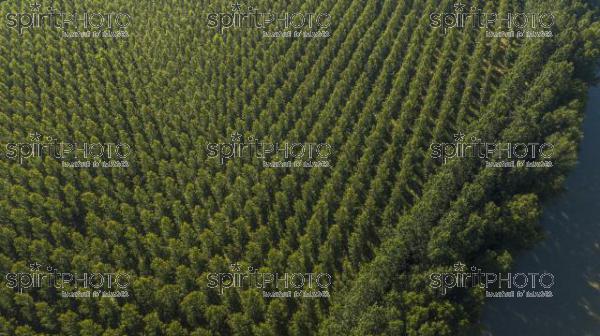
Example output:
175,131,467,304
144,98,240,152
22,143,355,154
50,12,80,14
0,0,598,335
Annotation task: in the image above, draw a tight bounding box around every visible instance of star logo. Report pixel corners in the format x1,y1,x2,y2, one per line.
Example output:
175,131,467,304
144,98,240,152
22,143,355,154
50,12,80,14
231,2,241,11
30,1,41,11
230,131,242,142
453,2,466,12
29,262,41,271
453,132,465,142
29,132,42,142
453,262,466,272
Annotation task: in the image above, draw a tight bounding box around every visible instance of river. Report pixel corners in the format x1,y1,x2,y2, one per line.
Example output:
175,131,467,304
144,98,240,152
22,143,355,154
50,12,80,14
480,80,600,335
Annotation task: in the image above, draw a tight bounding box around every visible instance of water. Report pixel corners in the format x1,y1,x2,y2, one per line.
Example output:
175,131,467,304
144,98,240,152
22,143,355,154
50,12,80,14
480,81,600,335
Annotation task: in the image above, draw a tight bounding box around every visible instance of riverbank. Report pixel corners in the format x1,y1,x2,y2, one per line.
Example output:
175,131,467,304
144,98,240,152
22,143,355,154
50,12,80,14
480,79,600,335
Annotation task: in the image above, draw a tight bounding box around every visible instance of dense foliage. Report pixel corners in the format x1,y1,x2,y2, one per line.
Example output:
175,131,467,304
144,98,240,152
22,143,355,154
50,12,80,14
0,0,598,335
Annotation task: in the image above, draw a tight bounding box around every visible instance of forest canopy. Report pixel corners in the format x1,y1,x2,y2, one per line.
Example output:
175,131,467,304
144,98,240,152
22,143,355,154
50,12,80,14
0,0,598,335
